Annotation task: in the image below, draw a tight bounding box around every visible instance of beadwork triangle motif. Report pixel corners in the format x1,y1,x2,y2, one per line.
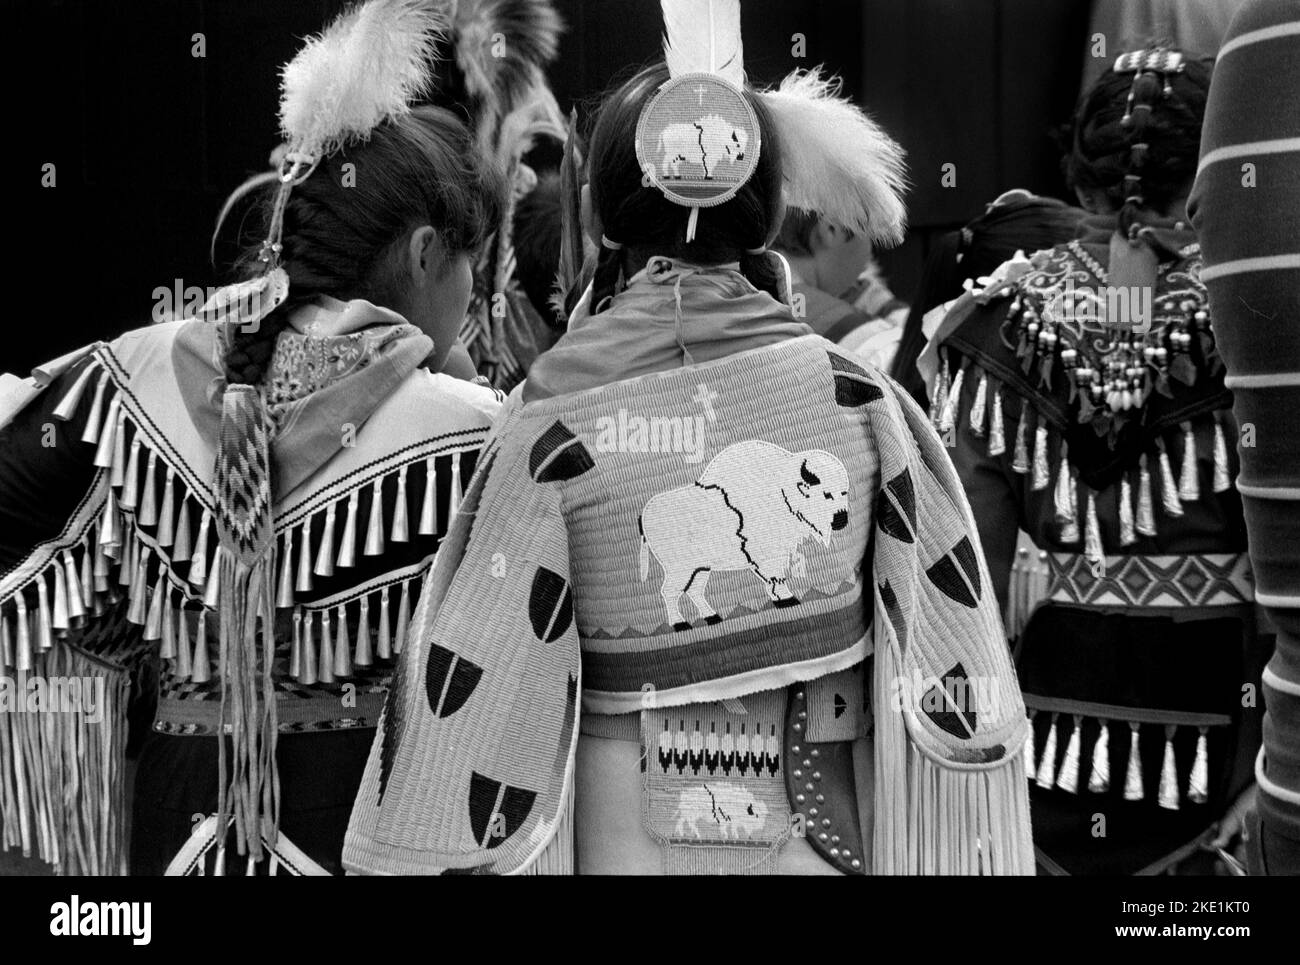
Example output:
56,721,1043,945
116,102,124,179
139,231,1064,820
213,385,275,564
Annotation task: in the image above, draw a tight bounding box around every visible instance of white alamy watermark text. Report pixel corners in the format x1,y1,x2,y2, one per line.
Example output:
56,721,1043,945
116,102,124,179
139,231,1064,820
0,671,106,724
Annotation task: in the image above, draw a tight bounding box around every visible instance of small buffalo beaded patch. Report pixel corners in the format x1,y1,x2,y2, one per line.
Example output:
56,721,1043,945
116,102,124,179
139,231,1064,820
642,689,792,873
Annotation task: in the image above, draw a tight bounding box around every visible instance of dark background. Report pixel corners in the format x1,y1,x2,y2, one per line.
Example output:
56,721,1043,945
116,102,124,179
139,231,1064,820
8,0,1097,374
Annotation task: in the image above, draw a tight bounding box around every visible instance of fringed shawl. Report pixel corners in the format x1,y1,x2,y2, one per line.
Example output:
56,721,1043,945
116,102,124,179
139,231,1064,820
0,312,500,872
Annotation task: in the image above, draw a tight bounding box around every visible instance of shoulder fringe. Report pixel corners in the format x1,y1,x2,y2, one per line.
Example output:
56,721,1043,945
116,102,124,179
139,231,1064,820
0,350,485,869
871,633,1035,874
854,350,1034,874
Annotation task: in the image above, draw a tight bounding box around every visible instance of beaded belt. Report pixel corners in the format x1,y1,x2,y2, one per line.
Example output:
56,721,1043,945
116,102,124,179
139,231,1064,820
154,690,385,736
1046,551,1252,609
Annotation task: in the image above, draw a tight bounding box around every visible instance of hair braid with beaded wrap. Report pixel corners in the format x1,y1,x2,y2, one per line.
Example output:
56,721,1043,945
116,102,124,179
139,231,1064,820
1064,48,1211,224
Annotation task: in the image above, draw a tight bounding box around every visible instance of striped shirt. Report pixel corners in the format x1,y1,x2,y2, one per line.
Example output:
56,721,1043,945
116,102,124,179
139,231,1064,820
1189,0,1300,868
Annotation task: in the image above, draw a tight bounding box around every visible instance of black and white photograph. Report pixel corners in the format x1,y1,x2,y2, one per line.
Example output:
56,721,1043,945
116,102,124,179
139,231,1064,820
0,0,1296,945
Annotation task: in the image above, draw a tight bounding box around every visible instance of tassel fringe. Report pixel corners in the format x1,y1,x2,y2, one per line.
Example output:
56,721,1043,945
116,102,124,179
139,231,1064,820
1157,725,1180,810
0,365,482,868
1136,455,1157,537
1055,715,1082,794
987,385,1006,456
1213,418,1232,493
1178,422,1199,503
1158,446,1184,518
1187,727,1209,804
1123,723,1144,801
968,371,988,437
1031,415,1050,491
1035,714,1059,788
1088,720,1110,793
0,643,132,873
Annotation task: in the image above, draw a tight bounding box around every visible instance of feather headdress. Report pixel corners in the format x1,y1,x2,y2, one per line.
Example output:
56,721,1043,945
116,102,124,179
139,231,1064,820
757,68,908,246
648,0,906,248
661,0,745,86
446,0,564,152
642,0,760,242
211,0,449,271
280,0,448,164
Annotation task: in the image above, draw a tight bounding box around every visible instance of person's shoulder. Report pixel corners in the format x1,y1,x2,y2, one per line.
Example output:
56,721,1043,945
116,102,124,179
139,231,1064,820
812,334,899,401
110,318,192,351
792,282,868,338
400,370,504,427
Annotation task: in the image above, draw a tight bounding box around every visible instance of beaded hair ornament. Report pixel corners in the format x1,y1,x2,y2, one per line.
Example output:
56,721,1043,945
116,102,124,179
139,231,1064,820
627,0,907,251
635,0,759,243
1114,47,1186,231
210,0,448,333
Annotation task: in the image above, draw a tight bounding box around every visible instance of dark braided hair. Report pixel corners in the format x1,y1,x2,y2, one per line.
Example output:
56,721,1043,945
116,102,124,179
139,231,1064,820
1063,51,1212,233
585,64,786,314
222,105,504,386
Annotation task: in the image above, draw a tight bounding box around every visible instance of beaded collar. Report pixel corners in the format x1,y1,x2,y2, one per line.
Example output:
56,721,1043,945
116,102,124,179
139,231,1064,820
997,240,1218,445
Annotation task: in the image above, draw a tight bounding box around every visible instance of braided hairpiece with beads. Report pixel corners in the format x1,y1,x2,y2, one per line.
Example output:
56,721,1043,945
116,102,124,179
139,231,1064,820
1114,48,1186,241
202,0,453,868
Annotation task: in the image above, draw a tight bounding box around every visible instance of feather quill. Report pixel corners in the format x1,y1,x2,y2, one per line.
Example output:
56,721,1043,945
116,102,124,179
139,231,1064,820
758,68,908,246
551,107,586,326
209,171,279,265
279,0,448,161
662,0,745,87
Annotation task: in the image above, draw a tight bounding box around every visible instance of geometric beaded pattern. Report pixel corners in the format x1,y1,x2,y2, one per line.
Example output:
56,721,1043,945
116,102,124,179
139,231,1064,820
1047,551,1252,609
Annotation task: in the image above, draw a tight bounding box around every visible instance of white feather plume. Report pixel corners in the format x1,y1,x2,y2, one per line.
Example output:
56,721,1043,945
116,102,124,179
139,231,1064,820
494,73,567,168
661,0,744,87
279,0,448,160
759,68,908,246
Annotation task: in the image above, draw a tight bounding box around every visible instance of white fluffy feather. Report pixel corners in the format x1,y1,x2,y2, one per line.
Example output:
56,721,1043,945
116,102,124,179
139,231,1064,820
661,0,744,87
280,0,448,160
759,68,908,246
494,73,567,168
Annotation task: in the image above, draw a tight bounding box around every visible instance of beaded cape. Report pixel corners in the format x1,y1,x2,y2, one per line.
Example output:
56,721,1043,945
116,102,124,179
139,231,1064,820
345,334,1034,875
937,221,1232,500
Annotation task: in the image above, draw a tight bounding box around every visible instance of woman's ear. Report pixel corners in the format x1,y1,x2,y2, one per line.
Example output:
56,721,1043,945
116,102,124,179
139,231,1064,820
407,225,444,287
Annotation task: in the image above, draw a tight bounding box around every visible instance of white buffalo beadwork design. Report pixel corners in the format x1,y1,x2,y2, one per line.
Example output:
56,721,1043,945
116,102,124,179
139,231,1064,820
673,782,769,841
638,440,850,630
658,114,749,179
